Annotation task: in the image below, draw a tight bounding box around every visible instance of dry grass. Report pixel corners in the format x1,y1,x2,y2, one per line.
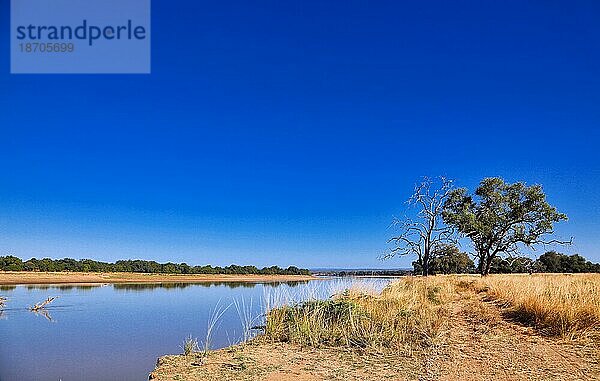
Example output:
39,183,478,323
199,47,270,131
263,277,454,351
470,273,600,338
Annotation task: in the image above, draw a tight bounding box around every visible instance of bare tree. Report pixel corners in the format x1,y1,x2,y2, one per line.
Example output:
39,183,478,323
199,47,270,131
384,177,457,276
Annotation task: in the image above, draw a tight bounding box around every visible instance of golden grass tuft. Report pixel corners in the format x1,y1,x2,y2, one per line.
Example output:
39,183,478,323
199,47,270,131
264,277,453,351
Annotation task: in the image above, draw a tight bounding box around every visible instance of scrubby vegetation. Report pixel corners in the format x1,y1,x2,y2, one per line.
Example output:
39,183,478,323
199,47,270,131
0,255,310,275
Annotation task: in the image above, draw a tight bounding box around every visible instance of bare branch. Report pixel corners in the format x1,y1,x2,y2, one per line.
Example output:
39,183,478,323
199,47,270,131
386,176,457,275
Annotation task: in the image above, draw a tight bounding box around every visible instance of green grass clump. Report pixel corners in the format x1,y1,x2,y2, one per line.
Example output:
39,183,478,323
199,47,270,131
181,335,199,356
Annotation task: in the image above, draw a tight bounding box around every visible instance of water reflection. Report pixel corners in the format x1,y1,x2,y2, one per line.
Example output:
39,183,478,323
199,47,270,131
21,284,102,291
112,280,309,291
0,296,5,320
10,281,309,292
31,308,54,322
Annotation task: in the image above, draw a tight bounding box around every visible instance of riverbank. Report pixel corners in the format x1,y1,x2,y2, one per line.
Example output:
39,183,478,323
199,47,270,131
0,271,318,285
151,274,600,380
151,340,424,381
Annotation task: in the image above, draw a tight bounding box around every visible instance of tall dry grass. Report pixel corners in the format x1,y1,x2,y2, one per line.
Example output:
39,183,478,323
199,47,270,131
472,273,600,338
263,277,453,351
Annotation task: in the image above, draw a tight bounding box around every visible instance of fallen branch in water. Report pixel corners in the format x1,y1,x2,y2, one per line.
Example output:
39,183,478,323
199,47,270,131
30,297,57,311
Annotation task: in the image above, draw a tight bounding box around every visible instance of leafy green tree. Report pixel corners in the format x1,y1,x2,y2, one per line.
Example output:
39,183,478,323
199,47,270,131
537,251,562,272
412,244,475,274
434,244,475,274
0,255,24,271
537,251,599,273
565,254,588,273
443,177,568,276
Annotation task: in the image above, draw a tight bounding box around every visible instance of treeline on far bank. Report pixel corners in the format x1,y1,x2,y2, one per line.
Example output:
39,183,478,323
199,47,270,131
0,256,311,276
413,247,600,275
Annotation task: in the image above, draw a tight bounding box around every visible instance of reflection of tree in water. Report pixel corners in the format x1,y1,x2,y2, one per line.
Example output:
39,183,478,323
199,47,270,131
112,280,311,291
0,285,16,291
21,284,100,291
56,285,98,291
113,282,193,291
26,285,51,290
264,280,308,288
0,296,6,319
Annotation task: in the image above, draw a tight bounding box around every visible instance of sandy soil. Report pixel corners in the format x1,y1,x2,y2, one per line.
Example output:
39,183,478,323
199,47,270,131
0,271,317,285
150,342,423,381
150,288,600,381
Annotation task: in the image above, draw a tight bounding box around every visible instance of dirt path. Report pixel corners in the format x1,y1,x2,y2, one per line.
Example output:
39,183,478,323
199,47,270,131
151,289,599,381
427,289,600,380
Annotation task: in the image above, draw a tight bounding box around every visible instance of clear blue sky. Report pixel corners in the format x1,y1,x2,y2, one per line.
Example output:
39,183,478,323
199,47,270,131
1,0,599,268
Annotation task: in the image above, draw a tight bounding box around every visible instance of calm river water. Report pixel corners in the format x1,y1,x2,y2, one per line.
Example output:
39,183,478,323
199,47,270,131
0,278,392,381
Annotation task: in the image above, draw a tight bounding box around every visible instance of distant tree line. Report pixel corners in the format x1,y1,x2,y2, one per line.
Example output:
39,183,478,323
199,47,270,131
0,256,311,276
313,269,412,277
491,251,600,274
412,248,600,275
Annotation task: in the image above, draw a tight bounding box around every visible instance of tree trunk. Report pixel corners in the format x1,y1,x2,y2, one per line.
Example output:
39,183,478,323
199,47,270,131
476,251,492,276
482,253,493,276
423,248,430,276
417,257,425,276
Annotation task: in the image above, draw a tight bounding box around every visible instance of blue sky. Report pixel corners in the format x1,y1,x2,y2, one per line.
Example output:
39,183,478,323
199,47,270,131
0,0,599,268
